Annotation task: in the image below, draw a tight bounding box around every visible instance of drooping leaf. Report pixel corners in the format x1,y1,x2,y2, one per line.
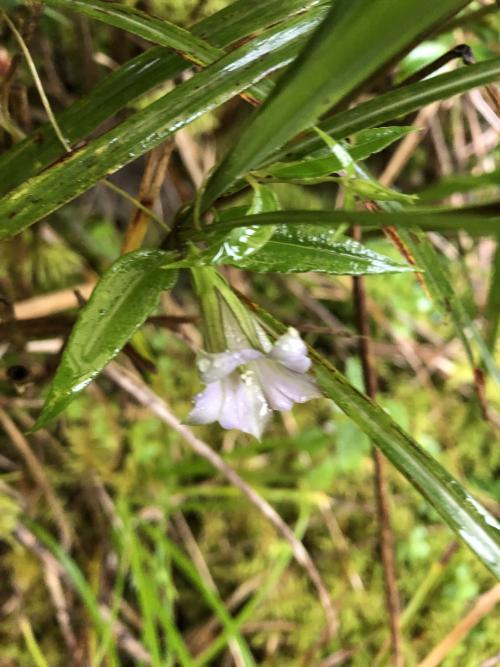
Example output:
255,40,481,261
253,304,500,579
43,0,225,65
34,251,177,429
202,0,471,207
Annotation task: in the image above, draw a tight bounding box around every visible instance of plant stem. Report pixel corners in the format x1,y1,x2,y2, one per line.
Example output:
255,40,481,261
352,225,403,667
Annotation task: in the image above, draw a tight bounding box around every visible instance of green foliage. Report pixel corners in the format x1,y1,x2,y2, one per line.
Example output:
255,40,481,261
0,0,499,664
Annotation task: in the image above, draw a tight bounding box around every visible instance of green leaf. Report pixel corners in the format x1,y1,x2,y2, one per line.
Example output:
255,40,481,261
34,250,177,429
189,209,500,238
276,57,500,162
43,0,221,65
336,176,418,204
0,10,324,240
202,0,471,207
416,169,500,202
485,241,500,352
259,126,417,181
0,0,321,196
206,224,414,275
350,126,418,156
253,305,500,579
208,183,280,263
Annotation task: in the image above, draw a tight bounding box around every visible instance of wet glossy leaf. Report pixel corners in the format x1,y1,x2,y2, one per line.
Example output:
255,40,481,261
0,11,324,240
209,225,414,275
275,57,500,162
209,184,280,263
259,126,416,181
202,0,471,207
44,0,221,65
0,0,321,196
34,251,177,429
314,361,500,579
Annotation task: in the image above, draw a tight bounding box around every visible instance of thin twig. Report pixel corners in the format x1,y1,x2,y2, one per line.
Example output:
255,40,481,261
417,584,500,667
104,361,339,639
2,11,70,152
120,142,174,253
352,226,403,667
0,407,72,550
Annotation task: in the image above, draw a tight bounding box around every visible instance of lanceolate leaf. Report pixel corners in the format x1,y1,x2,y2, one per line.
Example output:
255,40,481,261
189,210,500,238
254,305,500,579
207,225,414,275
0,0,322,196
273,57,500,163
0,11,322,240
44,0,223,65
258,126,416,181
202,0,471,207
34,251,177,429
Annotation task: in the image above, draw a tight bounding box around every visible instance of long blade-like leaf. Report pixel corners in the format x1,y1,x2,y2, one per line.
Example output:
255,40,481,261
0,11,323,240
202,0,471,207
34,251,177,429
0,0,321,196
253,306,500,579
44,0,224,65
282,57,500,162
188,210,500,238
201,224,414,275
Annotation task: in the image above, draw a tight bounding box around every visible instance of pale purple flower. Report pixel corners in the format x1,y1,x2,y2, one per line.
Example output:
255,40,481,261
187,326,321,439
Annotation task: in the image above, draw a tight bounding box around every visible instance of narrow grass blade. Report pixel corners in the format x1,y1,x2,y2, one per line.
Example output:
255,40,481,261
0,0,322,195
202,0,471,207
252,307,500,579
0,12,321,240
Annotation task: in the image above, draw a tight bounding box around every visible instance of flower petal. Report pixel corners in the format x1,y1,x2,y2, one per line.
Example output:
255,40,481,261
268,327,312,373
186,381,223,425
252,359,321,411
218,372,271,439
197,348,262,383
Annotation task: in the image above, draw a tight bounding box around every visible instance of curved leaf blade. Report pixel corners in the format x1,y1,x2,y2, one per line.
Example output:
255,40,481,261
34,250,177,429
283,57,500,162
254,305,500,579
202,0,471,207
0,11,324,240
0,0,322,196
44,0,220,65
314,361,500,579
259,126,417,181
